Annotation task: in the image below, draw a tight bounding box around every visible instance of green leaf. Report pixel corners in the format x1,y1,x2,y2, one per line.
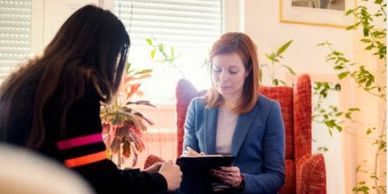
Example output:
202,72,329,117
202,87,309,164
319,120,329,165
337,72,350,80
365,44,374,50
146,38,153,46
276,40,293,55
134,69,153,75
324,120,335,128
370,175,379,180
125,63,131,73
359,78,367,84
272,79,279,86
349,108,360,111
279,80,288,86
170,47,175,58
372,31,385,37
150,49,156,59
375,0,383,4
317,42,331,46
349,62,357,66
361,38,372,43
318,146,329,152
375,13,382,17
326,56,337,62
363,27,370,36
282,65,296,75
335,125,342,132
379,140,386,150
158,44,165,52
265,54,274,61
345,9,353,16
365,80,372,87
346,23,359,30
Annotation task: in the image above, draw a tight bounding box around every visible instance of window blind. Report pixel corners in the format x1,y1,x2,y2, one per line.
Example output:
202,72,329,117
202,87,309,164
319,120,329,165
114,0,222,48
113,0,222,104
0,0,32,82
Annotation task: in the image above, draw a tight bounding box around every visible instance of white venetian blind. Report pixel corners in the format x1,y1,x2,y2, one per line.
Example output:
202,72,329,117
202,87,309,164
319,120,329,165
113,0,222,104
114,0,222,48
0,0,32,83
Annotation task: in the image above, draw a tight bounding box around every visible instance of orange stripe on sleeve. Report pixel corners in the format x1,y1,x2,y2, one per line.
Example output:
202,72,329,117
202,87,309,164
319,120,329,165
64,151,107,168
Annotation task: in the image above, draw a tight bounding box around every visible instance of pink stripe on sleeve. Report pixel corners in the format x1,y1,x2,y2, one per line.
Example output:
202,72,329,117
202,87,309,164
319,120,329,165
57,133,103,150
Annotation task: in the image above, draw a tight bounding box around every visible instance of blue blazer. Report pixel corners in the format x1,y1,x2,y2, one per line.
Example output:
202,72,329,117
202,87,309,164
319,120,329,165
183,95,285,194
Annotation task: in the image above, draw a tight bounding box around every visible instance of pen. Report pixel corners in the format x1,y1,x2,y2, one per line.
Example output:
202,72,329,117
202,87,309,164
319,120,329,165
185,146,205,156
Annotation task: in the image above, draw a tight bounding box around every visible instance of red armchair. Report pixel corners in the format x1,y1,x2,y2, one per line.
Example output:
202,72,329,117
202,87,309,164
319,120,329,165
145,74,326,194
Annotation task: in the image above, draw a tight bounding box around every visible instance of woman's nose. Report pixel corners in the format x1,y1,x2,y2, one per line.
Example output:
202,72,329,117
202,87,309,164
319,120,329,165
220,71,229,81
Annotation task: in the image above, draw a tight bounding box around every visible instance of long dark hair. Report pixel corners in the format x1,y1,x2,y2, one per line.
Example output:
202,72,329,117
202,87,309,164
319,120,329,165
0,5,130,148
205,32,259,113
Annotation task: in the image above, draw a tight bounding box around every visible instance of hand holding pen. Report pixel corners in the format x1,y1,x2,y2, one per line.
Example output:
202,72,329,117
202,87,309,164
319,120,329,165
181,146,205,157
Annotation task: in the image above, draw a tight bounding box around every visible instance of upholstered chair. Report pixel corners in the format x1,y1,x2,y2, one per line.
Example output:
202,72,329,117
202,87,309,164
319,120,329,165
145,74,326,194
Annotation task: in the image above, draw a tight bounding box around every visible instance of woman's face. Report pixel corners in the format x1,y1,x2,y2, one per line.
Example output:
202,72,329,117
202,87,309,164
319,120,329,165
211,52,248,100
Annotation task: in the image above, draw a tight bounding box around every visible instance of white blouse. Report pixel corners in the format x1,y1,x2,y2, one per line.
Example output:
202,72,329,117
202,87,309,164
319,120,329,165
215,107,238,154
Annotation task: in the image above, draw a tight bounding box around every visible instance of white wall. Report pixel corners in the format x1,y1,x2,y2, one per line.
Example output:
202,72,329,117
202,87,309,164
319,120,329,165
245,0,354,76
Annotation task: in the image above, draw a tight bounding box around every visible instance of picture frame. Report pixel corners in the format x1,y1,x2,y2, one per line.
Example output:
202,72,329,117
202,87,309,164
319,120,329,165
279,0,357,28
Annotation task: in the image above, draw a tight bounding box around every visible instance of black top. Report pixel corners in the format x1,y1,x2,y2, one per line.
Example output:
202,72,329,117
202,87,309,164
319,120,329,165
1,80,167,194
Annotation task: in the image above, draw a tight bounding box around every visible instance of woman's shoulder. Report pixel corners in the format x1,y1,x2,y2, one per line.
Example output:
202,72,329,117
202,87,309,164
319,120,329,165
255,94,281,111
257,94,278,105
188,97,207,113
190,96,206,106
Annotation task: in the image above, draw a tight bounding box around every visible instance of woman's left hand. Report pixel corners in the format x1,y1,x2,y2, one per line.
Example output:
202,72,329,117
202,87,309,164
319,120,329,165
211,166,242,188
143,161,163,173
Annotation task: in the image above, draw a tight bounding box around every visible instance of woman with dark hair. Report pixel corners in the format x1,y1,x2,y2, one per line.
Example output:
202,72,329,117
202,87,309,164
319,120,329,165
0,5,181,194
183,32,285,194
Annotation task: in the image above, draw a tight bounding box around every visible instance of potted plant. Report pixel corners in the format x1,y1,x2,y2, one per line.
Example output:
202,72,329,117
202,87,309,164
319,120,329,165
101,63,155,168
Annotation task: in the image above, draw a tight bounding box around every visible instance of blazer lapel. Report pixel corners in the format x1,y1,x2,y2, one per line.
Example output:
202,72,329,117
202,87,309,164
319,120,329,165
204,107,217,154
231,105,259,156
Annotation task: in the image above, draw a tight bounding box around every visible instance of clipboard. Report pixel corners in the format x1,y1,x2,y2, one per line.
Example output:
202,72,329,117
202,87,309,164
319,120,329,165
176,155,235,194
176,155,234,171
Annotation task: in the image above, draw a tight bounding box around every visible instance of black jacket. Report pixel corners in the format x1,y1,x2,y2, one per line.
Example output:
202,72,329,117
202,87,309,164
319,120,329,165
1,80,167,194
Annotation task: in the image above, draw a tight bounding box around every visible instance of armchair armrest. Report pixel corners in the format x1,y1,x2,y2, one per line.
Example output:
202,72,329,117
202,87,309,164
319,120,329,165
296,153,326,194
144,154,165,169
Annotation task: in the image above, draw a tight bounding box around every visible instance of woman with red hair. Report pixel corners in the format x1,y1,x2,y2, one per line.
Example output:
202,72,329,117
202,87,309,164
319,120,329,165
183,32,285,194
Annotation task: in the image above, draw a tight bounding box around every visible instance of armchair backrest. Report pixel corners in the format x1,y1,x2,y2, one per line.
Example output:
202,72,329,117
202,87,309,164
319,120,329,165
175,79,206,156
259,75,312,162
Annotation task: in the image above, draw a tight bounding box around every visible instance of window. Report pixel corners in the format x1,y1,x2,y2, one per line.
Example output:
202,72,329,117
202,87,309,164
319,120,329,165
114,0,222,104
0,0,32,83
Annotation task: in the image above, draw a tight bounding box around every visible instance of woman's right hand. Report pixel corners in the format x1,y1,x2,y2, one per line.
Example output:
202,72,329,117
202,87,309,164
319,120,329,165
181,146,204,157
158,160,182,191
